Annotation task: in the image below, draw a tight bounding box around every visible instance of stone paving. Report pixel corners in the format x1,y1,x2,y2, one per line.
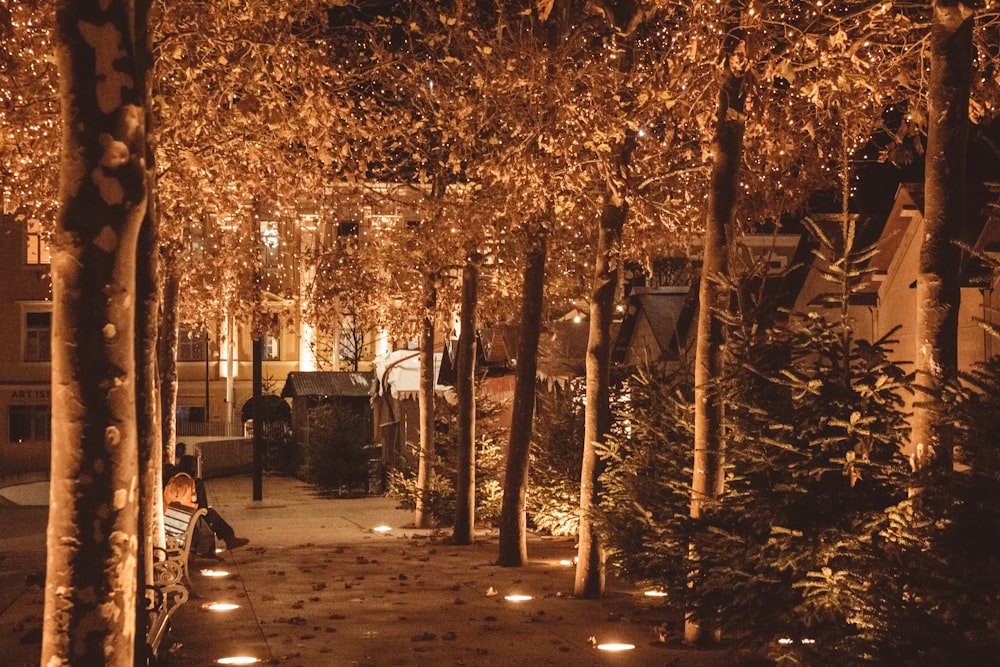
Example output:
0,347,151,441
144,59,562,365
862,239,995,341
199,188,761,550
1,475,737,666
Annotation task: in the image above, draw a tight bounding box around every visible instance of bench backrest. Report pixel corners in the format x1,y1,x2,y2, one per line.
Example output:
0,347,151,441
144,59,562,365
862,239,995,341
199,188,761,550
164,501,199,550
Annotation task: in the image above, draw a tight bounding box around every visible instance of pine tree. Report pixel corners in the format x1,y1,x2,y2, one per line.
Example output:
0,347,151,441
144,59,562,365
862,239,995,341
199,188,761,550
700,218,911,663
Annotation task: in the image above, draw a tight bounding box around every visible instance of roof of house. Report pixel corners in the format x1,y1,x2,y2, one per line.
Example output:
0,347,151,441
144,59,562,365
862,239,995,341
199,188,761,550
280,371,376,399
636,288,690,353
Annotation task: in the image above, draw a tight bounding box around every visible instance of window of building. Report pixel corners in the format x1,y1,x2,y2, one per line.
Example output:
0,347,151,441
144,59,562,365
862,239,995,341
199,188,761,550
186,220,205,261
322,220,361,249
9,405,50,443
337,221,359,238
25,218,51,265
176,405,205,423
178,326,208,361
260,331,280,361
25,311,51,362
260,219,280,267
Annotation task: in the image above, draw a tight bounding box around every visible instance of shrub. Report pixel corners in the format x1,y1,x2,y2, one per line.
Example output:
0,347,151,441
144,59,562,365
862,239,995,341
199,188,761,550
302,401,370,492
386,397,507,527
527,380,586,536
597,362,695,603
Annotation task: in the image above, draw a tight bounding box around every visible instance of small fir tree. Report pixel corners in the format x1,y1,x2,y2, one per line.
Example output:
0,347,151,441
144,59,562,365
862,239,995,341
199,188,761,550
698,219,911,663
597,362,696,609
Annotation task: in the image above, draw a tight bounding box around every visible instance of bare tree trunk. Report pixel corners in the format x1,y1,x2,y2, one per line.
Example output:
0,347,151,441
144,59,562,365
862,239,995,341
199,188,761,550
44,1,149,662
158,251,181,466
453,255,480,545
498,223,547,567
686,7,747,645
133,0,159,658
575,133,634,598
414,272,437,528
912,2,973,473
135,149,161,665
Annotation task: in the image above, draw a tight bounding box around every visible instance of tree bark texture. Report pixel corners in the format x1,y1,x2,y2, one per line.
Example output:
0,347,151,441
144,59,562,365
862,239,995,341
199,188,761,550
414,272,437,528
453,257,480,545
44,1,150,663
132,0,159,655
575,134,634,599
134,156,161,660
687,9,747,645
911,2,973,472
498,225,547,567
158,255,180,466
691,20,745,523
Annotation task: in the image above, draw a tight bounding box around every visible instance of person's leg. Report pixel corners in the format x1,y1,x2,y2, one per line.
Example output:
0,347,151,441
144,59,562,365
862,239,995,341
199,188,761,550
204,507,248,549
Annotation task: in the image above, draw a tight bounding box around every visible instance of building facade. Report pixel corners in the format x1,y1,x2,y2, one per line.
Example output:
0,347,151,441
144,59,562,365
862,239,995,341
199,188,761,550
0,213,53,480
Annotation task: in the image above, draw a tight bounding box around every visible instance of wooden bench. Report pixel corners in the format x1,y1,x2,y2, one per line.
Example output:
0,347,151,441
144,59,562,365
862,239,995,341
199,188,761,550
145,501,207,661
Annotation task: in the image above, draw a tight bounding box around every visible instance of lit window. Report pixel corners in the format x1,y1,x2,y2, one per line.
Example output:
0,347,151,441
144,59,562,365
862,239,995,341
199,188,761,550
186,220,205,261
9,405,50,443
25,311,51,362
260,219,280,267
262,333,280,361
178,326,208,361
25,219,50,265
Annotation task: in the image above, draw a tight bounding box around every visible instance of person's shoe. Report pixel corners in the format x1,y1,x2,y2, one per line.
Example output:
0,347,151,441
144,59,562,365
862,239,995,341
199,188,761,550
225,536,250,550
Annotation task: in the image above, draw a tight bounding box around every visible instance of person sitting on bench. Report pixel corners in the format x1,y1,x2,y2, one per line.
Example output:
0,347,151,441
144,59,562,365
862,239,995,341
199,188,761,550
165,454,250,553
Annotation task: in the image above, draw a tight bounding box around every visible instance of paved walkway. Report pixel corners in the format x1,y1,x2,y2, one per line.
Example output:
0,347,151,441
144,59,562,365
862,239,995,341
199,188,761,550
1,475,735,666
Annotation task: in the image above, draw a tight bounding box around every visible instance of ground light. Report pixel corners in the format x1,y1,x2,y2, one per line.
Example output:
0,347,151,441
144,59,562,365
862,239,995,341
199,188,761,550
202,602,240,611
200,568,230,578
596,643,636,652
504,594,533,602
215,657,260,665
372,525,392,533
643,590,668,598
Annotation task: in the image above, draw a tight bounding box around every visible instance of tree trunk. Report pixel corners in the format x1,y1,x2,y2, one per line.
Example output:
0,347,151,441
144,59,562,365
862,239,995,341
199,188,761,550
453,256,480,545
414,272,437,528
158,252,181,466
911,2,973,472
134,148,161,663
498,223,547,567
687,8,747,645
133,0,159,657
44,1,150,662
575,134,634,598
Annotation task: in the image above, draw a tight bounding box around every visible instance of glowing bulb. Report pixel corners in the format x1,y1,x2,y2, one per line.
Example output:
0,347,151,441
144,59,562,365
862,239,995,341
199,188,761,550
504,594,533,602
596,643,635,652
200,569,230,578
373,525,392,533
203,602,240,611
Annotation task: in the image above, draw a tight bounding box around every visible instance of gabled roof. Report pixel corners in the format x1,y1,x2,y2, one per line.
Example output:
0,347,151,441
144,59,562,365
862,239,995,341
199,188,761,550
868,184,923,280
866,182,1000,290
633,287,690,354
281,371,375,399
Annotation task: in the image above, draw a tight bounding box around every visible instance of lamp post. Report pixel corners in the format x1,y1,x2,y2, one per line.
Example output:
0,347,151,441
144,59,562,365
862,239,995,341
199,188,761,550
252,334,263,501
